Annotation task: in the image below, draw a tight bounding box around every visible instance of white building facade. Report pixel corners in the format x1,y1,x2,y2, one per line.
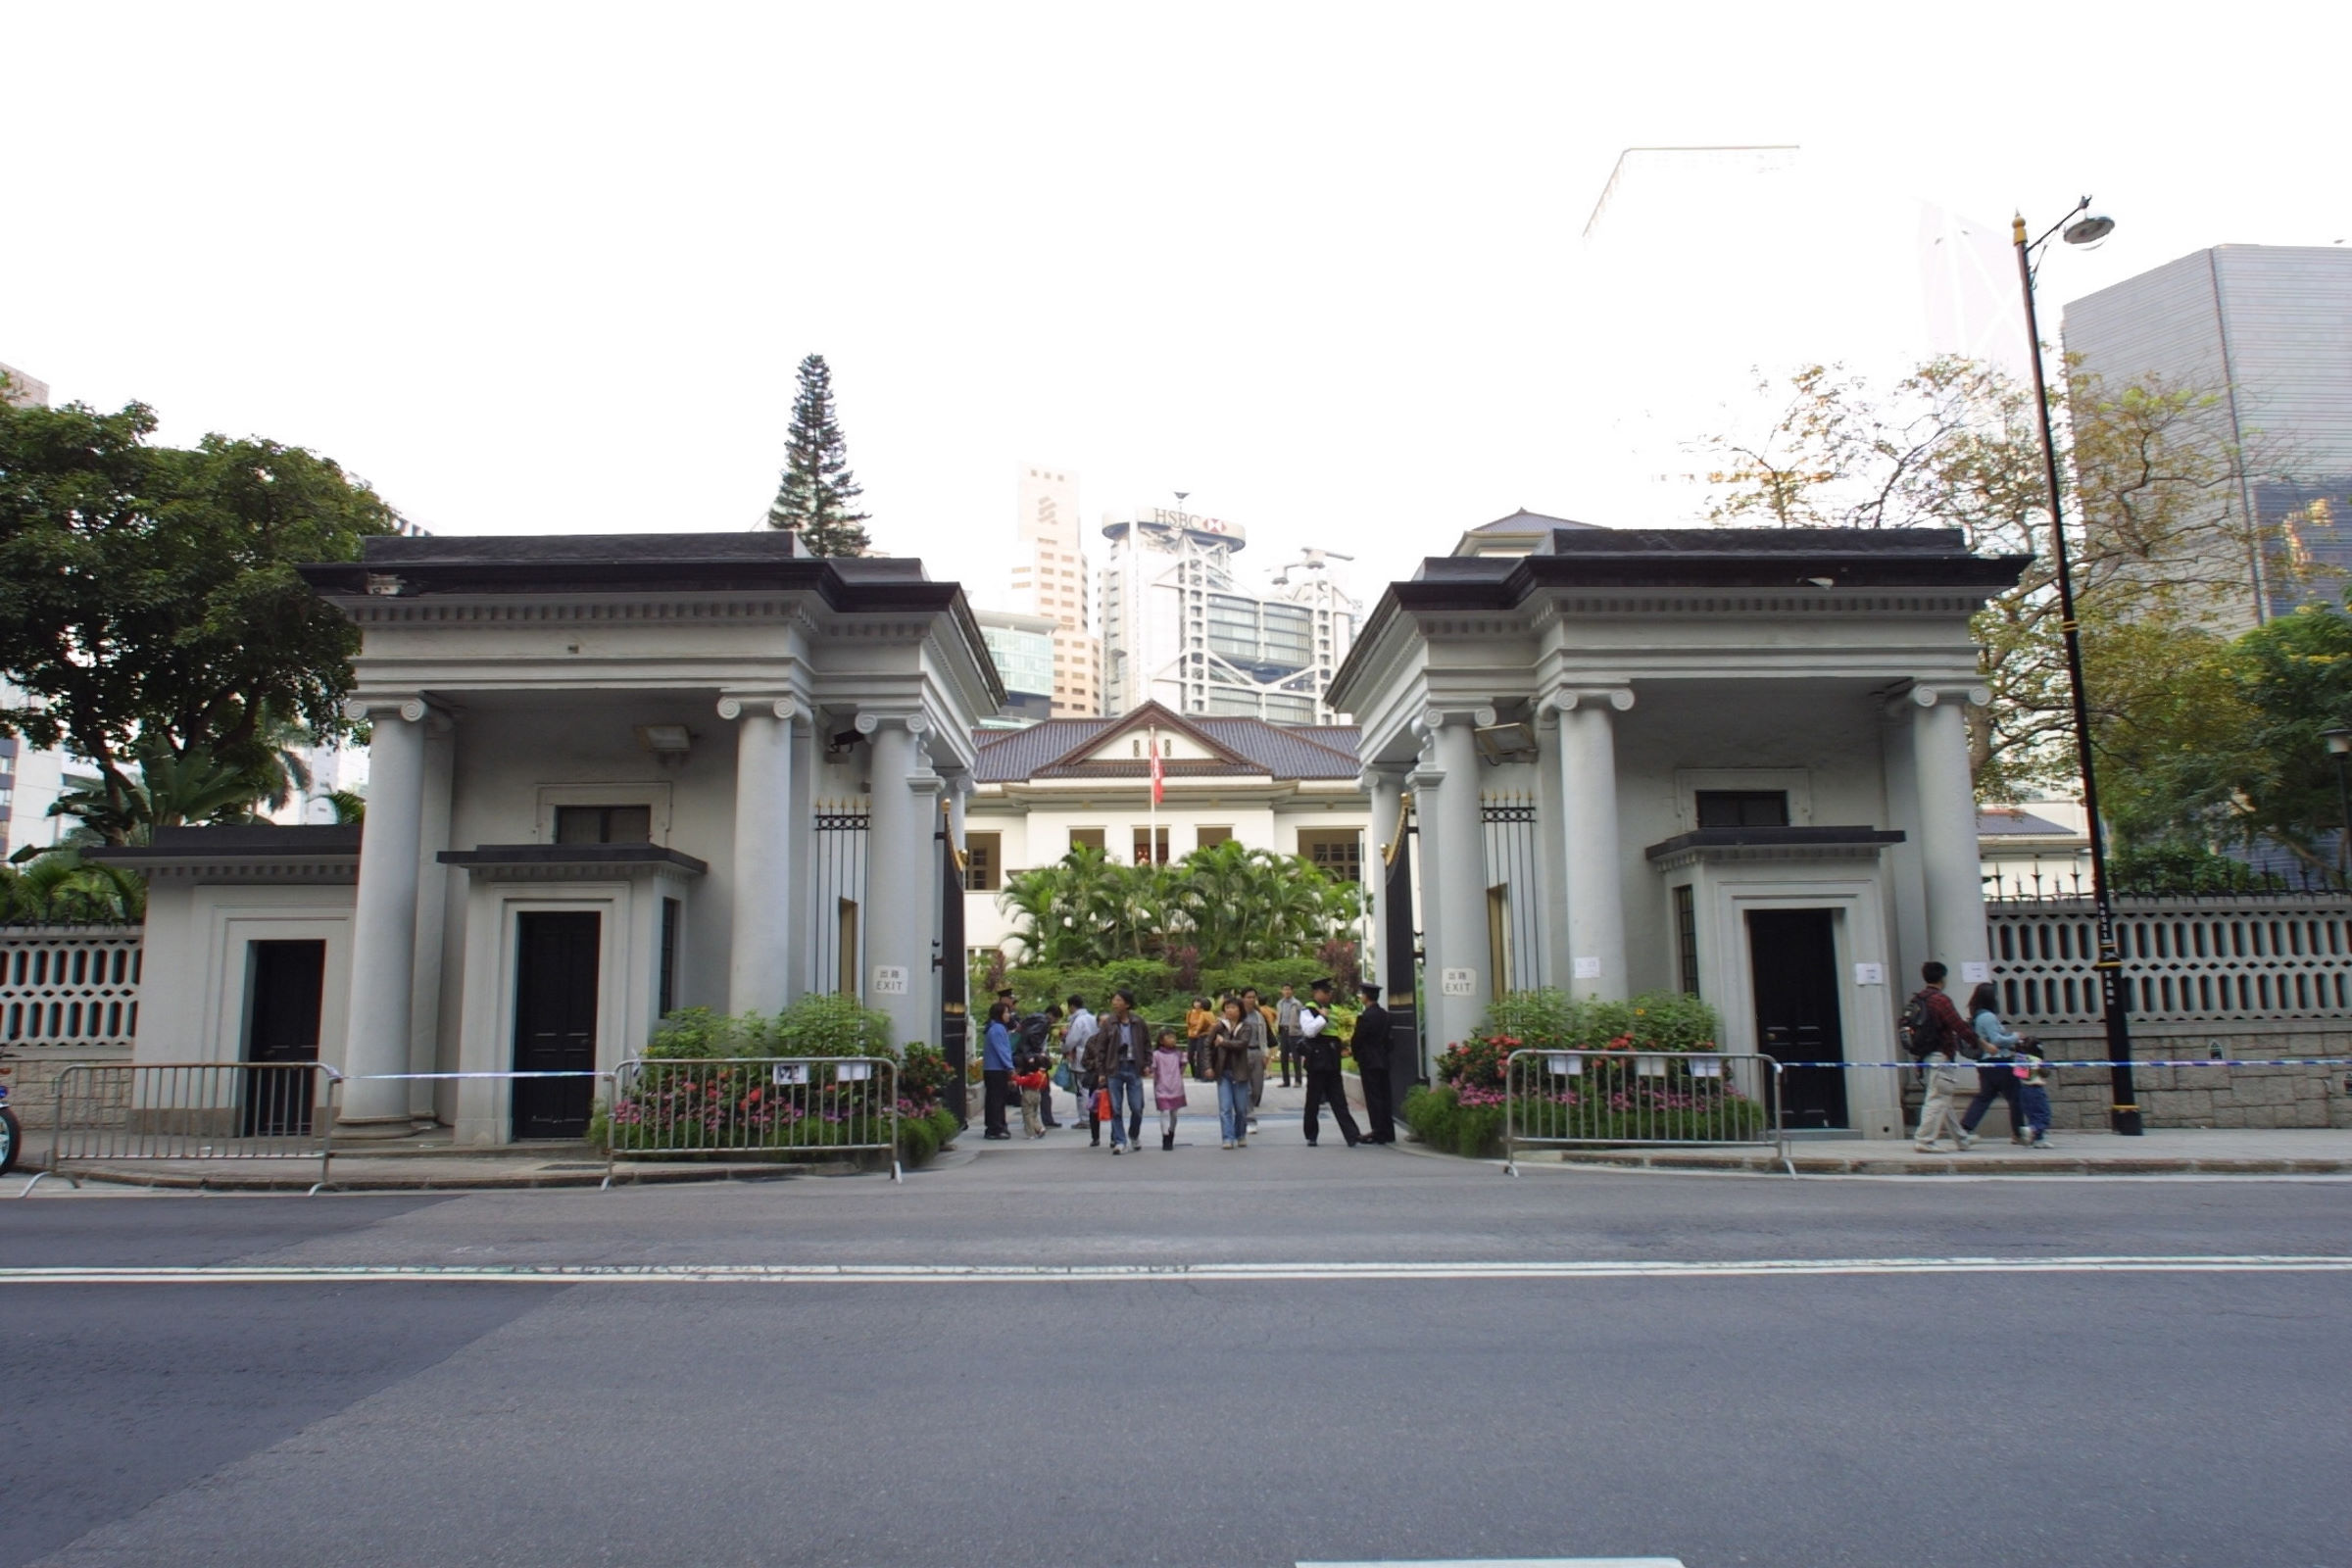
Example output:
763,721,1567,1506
959,702,1369,959
1329,522,2025,1139
94,534,1001,1145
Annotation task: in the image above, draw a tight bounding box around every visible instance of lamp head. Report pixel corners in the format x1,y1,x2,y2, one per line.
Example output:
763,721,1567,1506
2323,726,2352,757
2062,213,2116,246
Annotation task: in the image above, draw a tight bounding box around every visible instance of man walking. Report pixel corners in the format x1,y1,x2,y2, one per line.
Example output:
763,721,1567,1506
1062,995,1099,1142
1299,979,1362,1148
1274,982,1304,1088
1351,980,1396,1145
1098,989,1153,1155
1904,960,1980,1152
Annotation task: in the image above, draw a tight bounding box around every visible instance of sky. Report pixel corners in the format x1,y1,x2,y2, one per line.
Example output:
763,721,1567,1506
7,1,2350,612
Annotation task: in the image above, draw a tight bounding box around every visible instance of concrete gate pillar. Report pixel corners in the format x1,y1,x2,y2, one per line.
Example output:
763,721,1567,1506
1412,706,1494,1057
858,710,940,1053
719,695,799,1016
338,697,428,1133
1552,686,1634,1002
1905,683,1992,980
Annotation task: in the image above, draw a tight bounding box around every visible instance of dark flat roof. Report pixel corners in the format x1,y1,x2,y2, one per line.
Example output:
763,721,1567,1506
1644,826,1906,860
84,825,362,862
437,844,711,875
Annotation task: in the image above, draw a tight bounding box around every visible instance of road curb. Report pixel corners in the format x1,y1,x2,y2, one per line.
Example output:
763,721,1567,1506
1526,1150,2352,1176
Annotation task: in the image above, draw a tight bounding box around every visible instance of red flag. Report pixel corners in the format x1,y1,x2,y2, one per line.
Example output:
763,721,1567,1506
1150,733,1164,805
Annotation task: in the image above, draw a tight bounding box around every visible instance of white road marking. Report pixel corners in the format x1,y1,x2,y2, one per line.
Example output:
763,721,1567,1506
1300,1559,1685,1567
0,1255,2345,1286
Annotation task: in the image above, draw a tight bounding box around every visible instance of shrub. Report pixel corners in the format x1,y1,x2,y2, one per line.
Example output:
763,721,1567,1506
646,994,896,1061
1400,1084,1506,1158
897,1103,960,1168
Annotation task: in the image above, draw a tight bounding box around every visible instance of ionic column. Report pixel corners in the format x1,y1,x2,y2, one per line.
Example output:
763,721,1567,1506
857,710,939,1052
1413,706,1494,1056
1552,686,1634,1001
719,695,799,1016
339,698,428,1133
1358,763,1408,993
1906,683,1991,977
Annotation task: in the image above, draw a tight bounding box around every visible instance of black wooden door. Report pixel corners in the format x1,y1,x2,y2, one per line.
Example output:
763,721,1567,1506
513,911,600,1140
1745,908,1847,1130
244,940,325,1136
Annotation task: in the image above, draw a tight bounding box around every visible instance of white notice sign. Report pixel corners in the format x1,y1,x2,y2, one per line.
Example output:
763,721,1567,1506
870,965,909,996
1546,1053,1582,1076
1852,962,1885,986
1440,967,1476,996
771,1063,809,1086
835,1061,873,1081
1689,1057,1724,1078
1573,956,1602,979
1960,961,1992,984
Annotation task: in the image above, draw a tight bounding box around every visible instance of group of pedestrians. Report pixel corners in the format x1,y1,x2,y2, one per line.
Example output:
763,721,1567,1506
978,978,1400,1152
1905,960,2056,1152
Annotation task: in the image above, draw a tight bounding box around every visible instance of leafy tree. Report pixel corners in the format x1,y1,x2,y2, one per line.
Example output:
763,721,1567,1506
996,840,1359,969
0,846,145,923
765,354,870,557
1693,357,2278,799
0,397,400,843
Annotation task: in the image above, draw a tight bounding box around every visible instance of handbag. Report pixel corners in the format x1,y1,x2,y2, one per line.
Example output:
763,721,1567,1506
1093,1088,1113,1121
1052,1062,1075,1094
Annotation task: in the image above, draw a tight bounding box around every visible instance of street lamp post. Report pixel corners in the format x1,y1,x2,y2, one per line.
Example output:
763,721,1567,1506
2013,198,2141,1135
2323,728,2352,883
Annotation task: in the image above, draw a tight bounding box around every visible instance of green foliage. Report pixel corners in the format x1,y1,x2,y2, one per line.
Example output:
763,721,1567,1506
766,354,870,557
997,841,1359,971
1692,357,2277,800
1400,1085,1506,1158
1448,989,1724,1086
0,396,400,842
0,846,145,922
645,994,896,1060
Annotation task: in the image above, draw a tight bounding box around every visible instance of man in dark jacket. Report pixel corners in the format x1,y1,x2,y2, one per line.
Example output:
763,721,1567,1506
1299,979,1363,1147
1350,980,1396,1145
1097,989,1154,1154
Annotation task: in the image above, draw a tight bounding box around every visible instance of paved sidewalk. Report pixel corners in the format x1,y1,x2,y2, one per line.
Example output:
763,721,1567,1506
1511,1127,2352,1176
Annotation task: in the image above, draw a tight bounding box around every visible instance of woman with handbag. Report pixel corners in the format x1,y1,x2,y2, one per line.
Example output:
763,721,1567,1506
1209,997,1255,1150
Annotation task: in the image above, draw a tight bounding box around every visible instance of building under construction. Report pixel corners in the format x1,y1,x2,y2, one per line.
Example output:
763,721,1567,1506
1098,505,1359,724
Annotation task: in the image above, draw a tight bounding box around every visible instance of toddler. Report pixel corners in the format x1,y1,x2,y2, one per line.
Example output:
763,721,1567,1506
2016,1046,2054,1148
1012,1063,1049,1138
1152,1028,1189,1151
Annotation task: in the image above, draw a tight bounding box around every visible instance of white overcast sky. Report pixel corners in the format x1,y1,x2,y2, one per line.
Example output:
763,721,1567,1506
7,1,2349,609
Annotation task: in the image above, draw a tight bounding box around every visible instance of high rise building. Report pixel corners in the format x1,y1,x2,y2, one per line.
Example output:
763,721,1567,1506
1008,464,1102,715
1098,505,1358,724
973,610,1057,726
0,361,48,409
2064,245,2352,625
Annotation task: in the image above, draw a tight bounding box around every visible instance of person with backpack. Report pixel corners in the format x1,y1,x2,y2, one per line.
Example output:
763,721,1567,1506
1209,997,1256,1149
1299,978,1363,1148
1274,982,1304,1088
1014,1004,1062,1129
1901,960,1980,1152
1961,981,2034,1146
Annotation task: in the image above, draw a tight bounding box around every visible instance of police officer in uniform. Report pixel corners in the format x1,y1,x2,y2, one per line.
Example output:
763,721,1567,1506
1299,979,1362,1148
1350,980,1397,1145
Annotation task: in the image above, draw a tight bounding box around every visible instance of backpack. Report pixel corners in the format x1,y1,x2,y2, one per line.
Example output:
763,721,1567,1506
1016,1012,1054,1054
1897,991,1944,1059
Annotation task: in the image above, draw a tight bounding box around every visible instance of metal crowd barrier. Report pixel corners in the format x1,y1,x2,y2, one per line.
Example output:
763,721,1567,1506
607,1056,903,1183
1503,1049,1789,1176
24,1061,343,1195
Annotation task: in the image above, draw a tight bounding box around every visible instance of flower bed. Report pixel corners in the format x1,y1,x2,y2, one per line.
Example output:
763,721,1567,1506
1402,989,1761,1157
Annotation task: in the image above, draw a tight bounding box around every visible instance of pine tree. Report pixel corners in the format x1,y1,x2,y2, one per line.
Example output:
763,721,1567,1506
766,354,871,556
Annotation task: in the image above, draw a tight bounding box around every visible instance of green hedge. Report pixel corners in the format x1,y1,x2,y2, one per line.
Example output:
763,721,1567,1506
1400,1085,1506,1158
994,956,1345,1023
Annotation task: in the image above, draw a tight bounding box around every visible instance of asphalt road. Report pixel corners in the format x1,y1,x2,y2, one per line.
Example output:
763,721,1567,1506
6,1127,2349,1568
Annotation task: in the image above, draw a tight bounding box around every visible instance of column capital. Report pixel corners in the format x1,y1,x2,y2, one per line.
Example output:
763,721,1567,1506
716,695,799,722
1356,762,1411,794
1895,681,1991,714
1414,704,1498,739
343,696,431,724
1549,685,1635,713
854,710,930,738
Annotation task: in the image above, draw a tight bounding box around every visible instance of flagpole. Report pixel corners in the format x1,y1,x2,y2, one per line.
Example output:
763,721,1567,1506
1149,723,1159,864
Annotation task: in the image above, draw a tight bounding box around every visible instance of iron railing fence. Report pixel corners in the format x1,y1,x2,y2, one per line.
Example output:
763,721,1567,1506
26,1061,341,1194
1502,1049,1789,1176
608,1055,903,1182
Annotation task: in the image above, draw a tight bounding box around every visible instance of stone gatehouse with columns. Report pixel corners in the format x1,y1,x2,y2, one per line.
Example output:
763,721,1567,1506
99,533,1001,1144
95,520,2029,1146
1329,524,2024,1140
